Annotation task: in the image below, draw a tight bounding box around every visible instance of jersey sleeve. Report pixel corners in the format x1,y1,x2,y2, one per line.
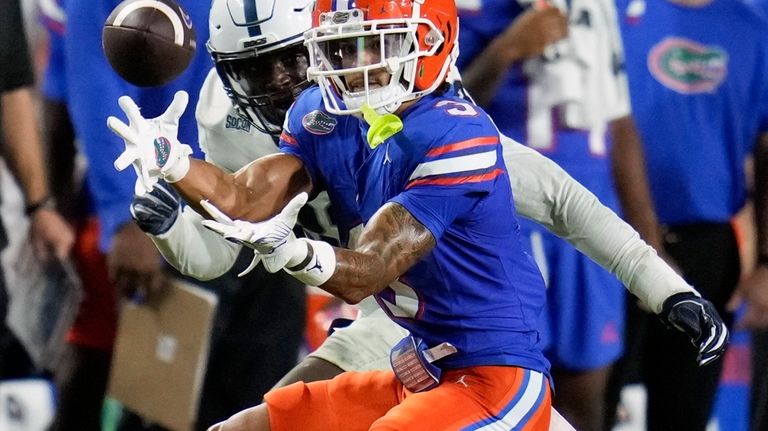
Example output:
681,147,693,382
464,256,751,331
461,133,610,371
278,96,323,188
502,135,696,312
391,107,506,239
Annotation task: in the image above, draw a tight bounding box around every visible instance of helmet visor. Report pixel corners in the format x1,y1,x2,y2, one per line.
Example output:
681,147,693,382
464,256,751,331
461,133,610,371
315,33,407,71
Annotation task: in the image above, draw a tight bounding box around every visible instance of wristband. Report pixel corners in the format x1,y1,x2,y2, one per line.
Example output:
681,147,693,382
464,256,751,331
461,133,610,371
164,143,193,183
285,238,336,286
25,196,56,216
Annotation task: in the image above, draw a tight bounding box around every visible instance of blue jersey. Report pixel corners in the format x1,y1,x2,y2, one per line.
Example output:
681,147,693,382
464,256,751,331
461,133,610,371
280,87,549,374
456,0,628,196
61,0,211,250
457,0,628,370
618,0,768,224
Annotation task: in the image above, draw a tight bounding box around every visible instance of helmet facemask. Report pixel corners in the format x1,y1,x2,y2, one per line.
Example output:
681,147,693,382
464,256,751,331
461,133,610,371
305,9,446,116
210,42,312,135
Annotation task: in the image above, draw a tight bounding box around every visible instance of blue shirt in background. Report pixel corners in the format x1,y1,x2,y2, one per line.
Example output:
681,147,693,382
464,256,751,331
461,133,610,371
617,0,768,224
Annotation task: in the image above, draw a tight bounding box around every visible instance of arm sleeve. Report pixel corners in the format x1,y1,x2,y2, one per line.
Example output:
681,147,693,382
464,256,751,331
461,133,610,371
392,117,503,240
150,206,241,280
502,135,696,313
279,129,318,185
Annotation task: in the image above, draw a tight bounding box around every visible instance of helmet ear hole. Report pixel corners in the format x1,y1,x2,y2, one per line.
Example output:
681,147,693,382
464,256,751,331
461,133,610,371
425,29,441,47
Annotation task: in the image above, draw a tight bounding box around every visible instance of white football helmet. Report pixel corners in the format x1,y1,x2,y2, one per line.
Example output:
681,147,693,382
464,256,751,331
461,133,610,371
207,0,314,135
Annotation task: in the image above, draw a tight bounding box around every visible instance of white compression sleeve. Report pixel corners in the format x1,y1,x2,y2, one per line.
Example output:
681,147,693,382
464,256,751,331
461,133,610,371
502,136,696,313
150,206,241,280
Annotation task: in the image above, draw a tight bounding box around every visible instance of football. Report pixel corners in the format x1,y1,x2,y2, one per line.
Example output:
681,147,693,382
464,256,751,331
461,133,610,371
102,0,196,87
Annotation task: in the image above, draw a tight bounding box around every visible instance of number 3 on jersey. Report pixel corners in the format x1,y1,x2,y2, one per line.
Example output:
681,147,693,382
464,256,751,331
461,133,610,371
436,100,478,117
347,227,422,320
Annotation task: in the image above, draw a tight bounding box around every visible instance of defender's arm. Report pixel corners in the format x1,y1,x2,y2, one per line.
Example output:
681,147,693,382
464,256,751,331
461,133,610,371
503,135,695,313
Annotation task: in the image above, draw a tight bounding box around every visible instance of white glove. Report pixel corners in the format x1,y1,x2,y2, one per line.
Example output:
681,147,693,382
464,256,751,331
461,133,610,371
200,193,310,276
107,90,193,195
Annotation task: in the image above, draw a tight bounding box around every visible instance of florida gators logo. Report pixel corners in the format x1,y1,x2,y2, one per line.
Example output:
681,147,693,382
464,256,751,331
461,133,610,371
154,136,171,167
648,37,727,94
302,110,337,135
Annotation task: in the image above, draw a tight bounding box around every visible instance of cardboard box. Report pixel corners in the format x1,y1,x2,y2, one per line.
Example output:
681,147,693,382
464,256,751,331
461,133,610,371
108,279,217,431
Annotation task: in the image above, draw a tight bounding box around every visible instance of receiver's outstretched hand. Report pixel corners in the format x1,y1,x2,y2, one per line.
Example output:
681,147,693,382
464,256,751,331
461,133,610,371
108,90,192,195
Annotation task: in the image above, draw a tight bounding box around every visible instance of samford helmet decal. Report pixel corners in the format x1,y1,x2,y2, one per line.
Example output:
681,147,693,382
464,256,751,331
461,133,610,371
302,110,338,135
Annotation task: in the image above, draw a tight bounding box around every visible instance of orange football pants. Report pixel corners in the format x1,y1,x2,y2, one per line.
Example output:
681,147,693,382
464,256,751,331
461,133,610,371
264,366,551,430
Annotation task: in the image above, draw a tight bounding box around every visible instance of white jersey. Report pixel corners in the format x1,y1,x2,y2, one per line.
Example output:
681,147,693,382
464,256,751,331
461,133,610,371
195,68,278,172
150,67,695,370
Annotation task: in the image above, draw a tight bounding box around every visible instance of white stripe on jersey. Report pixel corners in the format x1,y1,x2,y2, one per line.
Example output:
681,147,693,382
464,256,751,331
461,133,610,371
408,150,497,181
475,371,545,431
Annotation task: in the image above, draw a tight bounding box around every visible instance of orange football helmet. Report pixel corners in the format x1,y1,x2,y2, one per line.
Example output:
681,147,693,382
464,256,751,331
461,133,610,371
305,0,458,115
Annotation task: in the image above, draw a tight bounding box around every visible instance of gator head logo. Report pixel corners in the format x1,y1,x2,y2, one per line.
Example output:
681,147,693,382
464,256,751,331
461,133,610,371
648,37,728,94
154,136,171,167
302,110,337,135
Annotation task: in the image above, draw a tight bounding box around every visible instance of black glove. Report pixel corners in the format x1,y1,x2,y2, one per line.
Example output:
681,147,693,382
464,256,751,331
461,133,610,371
659,292,729,366
130,180,181,235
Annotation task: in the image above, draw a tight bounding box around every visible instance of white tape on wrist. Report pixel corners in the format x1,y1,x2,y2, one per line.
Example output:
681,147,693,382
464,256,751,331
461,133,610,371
164,144,192,183
285,238,336,286
283,233,309,268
